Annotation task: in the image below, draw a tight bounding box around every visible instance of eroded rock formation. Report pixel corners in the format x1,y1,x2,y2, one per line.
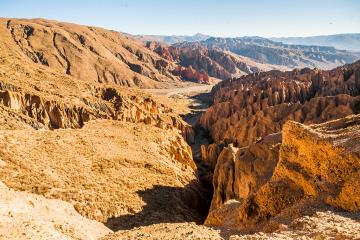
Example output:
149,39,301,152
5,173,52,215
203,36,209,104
209,133,281,213
200,62,360,236
200,61,360,148
206,115,360,233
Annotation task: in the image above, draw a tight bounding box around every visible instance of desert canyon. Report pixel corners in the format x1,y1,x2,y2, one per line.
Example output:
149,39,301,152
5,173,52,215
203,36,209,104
0,16,359,240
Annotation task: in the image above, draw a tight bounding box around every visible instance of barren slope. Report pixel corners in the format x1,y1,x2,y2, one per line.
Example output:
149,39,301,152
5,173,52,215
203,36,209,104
0,182,111,240
2,18,213,88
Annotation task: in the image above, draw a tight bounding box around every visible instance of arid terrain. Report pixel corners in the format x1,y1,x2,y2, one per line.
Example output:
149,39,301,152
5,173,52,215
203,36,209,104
0,17,359,240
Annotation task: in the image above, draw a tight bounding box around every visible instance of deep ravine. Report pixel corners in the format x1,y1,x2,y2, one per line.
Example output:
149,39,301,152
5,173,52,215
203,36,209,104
182,91,215,222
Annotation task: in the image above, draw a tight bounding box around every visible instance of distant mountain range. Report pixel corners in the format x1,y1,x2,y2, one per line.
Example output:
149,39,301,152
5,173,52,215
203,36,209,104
134,33,360,53
132,33,211,45
200,37,359,69
145,36,360,80
271,33,360,52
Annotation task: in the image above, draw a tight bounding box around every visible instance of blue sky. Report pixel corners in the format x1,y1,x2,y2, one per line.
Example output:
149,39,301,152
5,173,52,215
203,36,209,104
0,0,359,37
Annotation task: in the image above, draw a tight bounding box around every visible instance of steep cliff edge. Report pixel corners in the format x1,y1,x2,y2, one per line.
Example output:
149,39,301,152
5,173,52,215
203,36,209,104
199,62,360,238
205,115,360,234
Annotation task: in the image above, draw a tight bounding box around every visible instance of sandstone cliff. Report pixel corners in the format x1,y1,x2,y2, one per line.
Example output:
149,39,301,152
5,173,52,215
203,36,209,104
205,115,360,234
209,133,281,213
200,62,360,237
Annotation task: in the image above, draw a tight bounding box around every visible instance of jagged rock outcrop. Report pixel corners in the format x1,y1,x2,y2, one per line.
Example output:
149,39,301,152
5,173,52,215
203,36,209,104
210,145,238,212
0,85,194,143
208,133,281,213
200,61,360,148
201,143,223,170
205,115,360,233
201,62,360,235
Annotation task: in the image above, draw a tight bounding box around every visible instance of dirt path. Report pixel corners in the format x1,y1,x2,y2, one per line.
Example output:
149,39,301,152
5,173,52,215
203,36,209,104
144,84,214,97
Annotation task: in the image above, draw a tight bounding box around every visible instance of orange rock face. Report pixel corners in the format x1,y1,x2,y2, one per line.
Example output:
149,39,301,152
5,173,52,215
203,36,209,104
173,65,210,84
205,115,360,233
201,62,360,234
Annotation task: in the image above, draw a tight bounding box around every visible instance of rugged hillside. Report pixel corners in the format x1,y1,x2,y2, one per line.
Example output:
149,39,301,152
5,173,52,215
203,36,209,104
0,120,203,227
272,33,360,52
1,17,359,240
147,41,286,80
0,17,211,239
2,18,213,87
205,115,360,235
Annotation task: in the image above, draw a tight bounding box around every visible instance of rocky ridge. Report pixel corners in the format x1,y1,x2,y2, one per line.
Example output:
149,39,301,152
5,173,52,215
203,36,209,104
200,60,360,149
3,18,214,87
145,37,360,82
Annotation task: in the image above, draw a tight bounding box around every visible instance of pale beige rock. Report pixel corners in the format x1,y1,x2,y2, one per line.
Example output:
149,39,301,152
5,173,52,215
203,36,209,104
0,181,111,240
102,222,223,240
230,211,360,240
